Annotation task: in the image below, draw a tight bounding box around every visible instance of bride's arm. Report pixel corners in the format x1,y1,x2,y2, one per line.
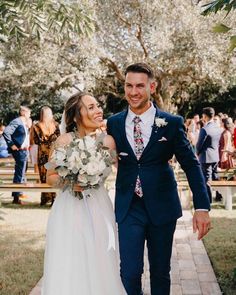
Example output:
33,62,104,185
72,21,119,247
46,134,69,187
103,134,118,168
47,168,61,187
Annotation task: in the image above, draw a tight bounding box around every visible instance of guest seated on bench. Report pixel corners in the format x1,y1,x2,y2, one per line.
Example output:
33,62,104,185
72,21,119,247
0,124,10,158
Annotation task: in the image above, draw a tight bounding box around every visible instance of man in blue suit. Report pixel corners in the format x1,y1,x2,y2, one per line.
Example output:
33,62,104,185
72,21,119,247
3,106,31,204
196,107,222,203
107,63,211,295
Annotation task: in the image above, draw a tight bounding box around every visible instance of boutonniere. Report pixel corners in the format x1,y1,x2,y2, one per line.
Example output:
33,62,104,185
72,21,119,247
153,117,168,129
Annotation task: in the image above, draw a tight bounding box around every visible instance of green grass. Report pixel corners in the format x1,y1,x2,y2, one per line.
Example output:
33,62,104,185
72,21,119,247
203,209,236,295
0,230,44,295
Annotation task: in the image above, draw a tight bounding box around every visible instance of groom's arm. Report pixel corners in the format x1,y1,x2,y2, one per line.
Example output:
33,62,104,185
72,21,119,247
173,116,211,239
173,116,209,209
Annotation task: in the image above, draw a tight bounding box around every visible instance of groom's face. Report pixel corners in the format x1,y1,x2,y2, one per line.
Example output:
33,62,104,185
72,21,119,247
125,72,156,114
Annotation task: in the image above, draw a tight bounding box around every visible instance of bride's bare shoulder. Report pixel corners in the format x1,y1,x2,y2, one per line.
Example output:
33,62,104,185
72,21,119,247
55,133,72,147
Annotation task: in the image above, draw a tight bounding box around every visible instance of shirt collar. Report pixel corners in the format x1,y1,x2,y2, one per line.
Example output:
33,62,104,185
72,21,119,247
206,119,214,126
127,102,156,124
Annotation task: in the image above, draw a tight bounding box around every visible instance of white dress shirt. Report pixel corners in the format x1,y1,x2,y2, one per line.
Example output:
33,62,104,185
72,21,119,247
21,119,30,149
125,103,156,152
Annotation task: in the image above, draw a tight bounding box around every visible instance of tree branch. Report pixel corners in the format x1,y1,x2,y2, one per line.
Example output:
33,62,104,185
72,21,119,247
100,57,124,81
135,9,148,59
113,9,132,29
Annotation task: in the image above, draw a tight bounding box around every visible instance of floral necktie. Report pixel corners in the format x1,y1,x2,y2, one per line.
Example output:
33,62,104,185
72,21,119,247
133,116,144,197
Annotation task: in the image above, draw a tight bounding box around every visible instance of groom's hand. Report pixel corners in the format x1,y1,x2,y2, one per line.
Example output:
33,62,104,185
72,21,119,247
193,211,211,240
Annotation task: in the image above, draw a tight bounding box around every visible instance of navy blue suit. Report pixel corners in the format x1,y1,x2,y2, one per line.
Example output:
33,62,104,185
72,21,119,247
107,107,210,295
3,118,28,200
196,121,222,202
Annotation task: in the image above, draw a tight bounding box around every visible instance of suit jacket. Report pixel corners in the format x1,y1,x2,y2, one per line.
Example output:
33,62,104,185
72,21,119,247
107,107,210,225
3,117,26,151
196,121,222,164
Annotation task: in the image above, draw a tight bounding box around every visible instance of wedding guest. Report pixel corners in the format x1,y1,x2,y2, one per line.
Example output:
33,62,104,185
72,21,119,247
219,118,234,169
32,106,60,205
0,124,10,158
233,118,236,148
29,121,39,173
196,107,222,203
213,115,223,130
3,106,31,204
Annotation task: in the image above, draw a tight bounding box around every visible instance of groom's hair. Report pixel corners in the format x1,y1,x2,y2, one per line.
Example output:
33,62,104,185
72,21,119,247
125,63,154,79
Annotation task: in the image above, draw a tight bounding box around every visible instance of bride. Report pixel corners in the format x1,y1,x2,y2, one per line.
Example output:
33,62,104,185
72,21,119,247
41,92,126,295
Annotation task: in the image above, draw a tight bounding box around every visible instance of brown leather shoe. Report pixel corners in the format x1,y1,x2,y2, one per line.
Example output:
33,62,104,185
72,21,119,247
12,198,22,205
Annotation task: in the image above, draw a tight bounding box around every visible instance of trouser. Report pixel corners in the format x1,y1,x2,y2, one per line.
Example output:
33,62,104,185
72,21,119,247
11,150,28,199
200,162,218,203
118,195,176,295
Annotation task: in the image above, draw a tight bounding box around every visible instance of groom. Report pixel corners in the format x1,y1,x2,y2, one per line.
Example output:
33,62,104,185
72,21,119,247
107,63,211,295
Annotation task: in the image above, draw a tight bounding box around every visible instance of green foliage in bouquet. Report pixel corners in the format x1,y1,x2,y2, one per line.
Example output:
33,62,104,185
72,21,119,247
46,133,116,199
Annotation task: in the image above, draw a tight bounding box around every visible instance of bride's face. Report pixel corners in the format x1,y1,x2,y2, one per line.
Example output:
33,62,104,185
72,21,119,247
78,95,104,131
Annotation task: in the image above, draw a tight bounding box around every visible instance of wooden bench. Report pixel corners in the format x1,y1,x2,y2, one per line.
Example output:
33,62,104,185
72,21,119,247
0,183,59,193
0,172,40,181
217,169,235,180
0,157,34,168
0,157,15,164
210,180,236,211
177,180,236,211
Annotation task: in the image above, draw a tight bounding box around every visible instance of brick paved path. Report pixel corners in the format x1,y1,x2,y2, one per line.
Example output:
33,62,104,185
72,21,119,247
30,211,221,295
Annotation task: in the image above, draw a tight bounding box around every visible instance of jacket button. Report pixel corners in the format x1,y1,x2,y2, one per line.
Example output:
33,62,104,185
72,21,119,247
138,164,141,168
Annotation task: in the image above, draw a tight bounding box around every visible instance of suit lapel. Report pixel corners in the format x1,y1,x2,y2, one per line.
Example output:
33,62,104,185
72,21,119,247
118,110,137,160
141,107,166,158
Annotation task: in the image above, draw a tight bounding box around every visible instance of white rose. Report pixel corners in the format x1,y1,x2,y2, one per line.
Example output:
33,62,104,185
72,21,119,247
57,167,69,177
85,158,107,175
78,174,88,184
98,160,106,173
89,175,100,185
85,162,98,175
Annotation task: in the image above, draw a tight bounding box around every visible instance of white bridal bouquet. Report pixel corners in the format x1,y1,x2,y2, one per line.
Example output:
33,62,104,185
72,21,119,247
46,134,115,199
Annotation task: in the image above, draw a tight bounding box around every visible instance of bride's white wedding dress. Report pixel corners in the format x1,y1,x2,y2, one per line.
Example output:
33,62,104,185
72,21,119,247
41,182,126,294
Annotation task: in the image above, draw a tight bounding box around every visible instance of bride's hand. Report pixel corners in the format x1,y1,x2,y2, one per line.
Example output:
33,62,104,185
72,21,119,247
73,184,83,192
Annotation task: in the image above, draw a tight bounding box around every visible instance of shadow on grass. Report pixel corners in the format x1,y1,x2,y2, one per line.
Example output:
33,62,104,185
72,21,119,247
203,216,236,295
1,202,50,210
0,231,45,295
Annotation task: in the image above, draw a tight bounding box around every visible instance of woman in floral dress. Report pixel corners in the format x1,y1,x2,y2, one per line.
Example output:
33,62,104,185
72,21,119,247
33,106,60,205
